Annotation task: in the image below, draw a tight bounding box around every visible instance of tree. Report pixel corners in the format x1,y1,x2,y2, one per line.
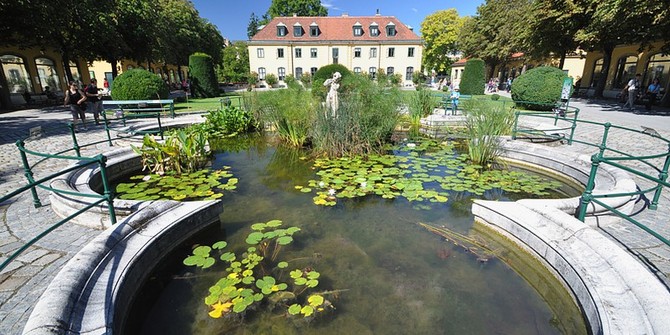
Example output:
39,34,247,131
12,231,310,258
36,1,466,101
247,12,260,39
189,53,219,98
267,0,327,18
219,42,250,83
420,9,463,74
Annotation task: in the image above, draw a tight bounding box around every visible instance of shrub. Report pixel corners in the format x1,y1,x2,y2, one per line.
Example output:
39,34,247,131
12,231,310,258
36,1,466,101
412,71,426,86
189,53,219,98
460,59,485,95
511,66,568,110
390,73,403,86
311,75,402,157
312,64,351,100
248,72,259,87
299,73,312,88
195,105,257,137
284,74,301,90
110,69,169,100
265,73,278,87
491,94,500,101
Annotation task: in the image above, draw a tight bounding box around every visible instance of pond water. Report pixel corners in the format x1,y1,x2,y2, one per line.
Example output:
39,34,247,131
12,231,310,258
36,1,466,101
123,135,587,334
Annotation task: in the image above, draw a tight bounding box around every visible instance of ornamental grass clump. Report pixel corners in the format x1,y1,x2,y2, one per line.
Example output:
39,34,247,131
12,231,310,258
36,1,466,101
462,99,516,166
253,87,317,147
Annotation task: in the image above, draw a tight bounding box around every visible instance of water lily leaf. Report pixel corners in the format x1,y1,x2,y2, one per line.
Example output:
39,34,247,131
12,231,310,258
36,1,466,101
300,187,312,193
306,279,319,288
301,305,314,317
250,223,266,231
232,302,247,313
277,236,293,245
220,252,235,262
308,295,324,307
193,246,211,257
246,232,264,244
277,261,288,269
212,241,227,250
183,255,201,266
266,220,282,227
295,277,307,285
306,271,320,279
288,304,302,315
201,257,215,269
290,270,303,279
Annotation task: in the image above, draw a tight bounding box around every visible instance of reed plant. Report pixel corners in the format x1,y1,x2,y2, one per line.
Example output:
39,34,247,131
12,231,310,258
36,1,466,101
311,76,402,157
407,88,434,127
251,87,317,147
462,99,515,166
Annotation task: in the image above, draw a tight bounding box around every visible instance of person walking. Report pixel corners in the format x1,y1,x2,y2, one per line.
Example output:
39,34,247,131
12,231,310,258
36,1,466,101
622,74,641,111
64,81,87,131
84,78,102,125
645,78,661,110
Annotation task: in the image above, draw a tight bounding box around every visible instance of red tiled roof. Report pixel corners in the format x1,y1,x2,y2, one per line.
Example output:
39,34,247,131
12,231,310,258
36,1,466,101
511,52,524,58
251,15,421,42
453,58,468,65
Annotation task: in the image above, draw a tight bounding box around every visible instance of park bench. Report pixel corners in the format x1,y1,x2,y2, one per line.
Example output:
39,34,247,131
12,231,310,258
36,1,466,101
442,94,472,111
102,99,175,120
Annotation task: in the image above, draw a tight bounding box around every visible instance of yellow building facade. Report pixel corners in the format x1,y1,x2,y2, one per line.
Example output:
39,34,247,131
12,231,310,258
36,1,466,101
88,61,188,90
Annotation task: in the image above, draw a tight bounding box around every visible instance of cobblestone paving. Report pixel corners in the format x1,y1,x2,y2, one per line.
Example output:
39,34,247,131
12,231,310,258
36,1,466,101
1,100,670,334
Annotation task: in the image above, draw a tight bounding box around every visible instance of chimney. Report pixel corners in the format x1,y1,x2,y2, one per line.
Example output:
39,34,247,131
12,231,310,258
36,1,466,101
293,13,297,17
407,25,413,32
341,13,348,17
376,9,380,16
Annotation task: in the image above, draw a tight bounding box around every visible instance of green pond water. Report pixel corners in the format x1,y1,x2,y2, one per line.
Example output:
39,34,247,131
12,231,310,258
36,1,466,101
124,135,588,334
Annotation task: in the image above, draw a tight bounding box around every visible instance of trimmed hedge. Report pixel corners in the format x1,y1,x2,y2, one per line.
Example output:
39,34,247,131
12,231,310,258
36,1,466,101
189,53,219,98
311,64,351,100
460,59,485,95
110,69,169,100
511,66,567,110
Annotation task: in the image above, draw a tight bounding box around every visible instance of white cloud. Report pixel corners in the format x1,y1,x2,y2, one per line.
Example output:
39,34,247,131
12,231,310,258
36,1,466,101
322,0,341,11
412,8,418,12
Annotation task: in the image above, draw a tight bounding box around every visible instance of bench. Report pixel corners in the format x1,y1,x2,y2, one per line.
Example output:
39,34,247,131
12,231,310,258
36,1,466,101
441,94,472,111
102,99,175,120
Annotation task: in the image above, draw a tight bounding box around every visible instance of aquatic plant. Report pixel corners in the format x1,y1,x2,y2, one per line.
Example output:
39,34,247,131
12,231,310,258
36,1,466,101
183,220,336,320
195,105,257,137
115,168,237,201
253,87,317,147
462,99,516,166
408,88,435,128
131,129,210,175
297,139,561,206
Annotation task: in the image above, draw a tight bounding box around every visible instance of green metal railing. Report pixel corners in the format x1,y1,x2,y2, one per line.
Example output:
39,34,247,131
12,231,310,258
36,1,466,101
511,102,580,145
512,105,670,248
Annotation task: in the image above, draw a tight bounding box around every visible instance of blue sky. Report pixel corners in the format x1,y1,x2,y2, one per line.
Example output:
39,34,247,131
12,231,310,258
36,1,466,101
191,0,483,42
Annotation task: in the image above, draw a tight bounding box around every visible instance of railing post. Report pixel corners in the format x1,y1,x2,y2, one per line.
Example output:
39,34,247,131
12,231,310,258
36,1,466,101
101,110,113,146
170,101,175,118
567,107,579,145
157,113,164,140
512,110,520,140
68,122,81,157
578,153,602,221
649,143,670,210
97,154,117,225
599,122,611,156
16,140,42,208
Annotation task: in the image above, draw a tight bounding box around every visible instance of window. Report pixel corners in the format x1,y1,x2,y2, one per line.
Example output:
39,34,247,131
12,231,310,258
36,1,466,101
370,48,377,58
278,67,286,81
387,67,394,75
369,67,377,79
295,48,302,58
354,67,361,74
612,55,638,89
310,24,319,37
2,54,33,93
406,67,414,81
311,67,318,76
35,57,60,92
277,48,284,58
354,48,361,58
258,67,266,80
388,47,395,58
277,24,287,37
295,67,303,79
646,53,670,93
408,47,415,57
310,48,317,58
332,48,339,64
353,24,363,36
370,23,379,37
386,23,396,36
293,25,303,37
68,61,81,84
589,59,603,87
257,48,265,58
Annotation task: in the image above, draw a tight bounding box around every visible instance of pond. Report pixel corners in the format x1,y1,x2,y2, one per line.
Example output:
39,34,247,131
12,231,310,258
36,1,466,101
122,134,587,334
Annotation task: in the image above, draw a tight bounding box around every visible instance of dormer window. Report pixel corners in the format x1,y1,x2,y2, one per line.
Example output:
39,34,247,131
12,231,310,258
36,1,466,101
386,22,396,36
293,23,303,37
370,22,379,37
277,23,287,37
353,22,363,36
309,22,319,37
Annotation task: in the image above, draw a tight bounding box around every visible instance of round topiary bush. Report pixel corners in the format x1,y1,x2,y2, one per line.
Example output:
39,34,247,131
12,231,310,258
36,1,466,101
511,66,568,110
189,52,219,98
110,69,169,100
312,64,351,100
460,58,485,95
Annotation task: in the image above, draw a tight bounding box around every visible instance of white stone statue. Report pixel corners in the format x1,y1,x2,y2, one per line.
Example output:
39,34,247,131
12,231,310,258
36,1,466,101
323,72,341,116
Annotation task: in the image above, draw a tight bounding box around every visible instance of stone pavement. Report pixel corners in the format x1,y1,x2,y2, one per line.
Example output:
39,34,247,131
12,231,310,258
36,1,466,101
1,99,670,334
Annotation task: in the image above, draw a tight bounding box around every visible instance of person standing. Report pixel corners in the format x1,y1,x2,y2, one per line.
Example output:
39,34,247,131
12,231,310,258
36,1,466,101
623,74,641,110
85,78,102,125
64,81,87,131
450,87,460,115
645,78,661,110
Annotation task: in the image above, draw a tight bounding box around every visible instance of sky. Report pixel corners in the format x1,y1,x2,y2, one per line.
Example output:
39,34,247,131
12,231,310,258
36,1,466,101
191,0,483,42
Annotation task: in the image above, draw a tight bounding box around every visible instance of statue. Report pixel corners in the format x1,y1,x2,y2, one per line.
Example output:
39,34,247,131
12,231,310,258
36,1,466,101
323,72,341,116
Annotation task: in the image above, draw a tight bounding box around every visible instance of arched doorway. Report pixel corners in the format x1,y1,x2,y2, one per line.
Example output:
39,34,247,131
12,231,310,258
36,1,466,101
589,58,604,87
612,55,638,89
1,54,33,93
35,57,61,93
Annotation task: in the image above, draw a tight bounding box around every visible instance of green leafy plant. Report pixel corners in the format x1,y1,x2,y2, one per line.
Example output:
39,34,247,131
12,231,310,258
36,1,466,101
194,105,257,137
265,73,278,87
254,87,317,147
131,129,210,175
460,58,486,95
311,64,351,100
462,99,516,166
511,66,568,110
110,69,169,100
408,88,434,127
189,52,219,98
299,72,312,89
115,168,236,201
183,220,337,320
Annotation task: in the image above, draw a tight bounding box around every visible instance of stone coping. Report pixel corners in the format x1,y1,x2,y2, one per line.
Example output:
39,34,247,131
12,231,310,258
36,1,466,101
473,139,670,335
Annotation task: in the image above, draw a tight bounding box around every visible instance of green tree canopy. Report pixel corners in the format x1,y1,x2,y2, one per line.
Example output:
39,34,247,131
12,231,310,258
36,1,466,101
267,0,328,17
420,9,463,74
247,12,260,39
219,41,250,83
